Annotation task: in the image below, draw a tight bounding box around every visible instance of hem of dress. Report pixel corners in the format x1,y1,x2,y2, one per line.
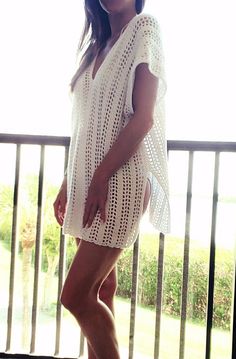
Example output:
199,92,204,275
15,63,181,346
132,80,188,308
62,229,138,249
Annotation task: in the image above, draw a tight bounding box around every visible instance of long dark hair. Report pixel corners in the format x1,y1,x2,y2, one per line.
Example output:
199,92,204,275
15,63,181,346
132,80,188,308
70,0,145,91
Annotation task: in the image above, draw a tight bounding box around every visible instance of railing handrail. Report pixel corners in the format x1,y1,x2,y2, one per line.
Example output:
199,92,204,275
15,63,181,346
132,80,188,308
0,133,70,146
1,133,236,152
168,140,236,152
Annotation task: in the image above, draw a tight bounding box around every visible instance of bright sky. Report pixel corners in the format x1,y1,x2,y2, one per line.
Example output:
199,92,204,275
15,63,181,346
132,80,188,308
0,0,236,140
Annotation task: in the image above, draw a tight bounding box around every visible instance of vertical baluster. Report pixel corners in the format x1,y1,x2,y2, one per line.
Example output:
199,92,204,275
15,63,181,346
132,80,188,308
154,232,165,359
128,235,140,359
54,147,69,356
54,230,66,356
6,144,21,351
179,151,194,359
30,145,45,353
205,152,220,359
231,242,236,359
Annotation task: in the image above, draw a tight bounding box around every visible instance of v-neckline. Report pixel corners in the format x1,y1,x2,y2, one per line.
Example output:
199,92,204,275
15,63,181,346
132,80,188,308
91,15,138,81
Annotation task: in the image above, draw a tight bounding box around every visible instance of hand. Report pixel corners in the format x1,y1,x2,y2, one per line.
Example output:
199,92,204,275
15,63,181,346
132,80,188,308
53,177,67,226
83,172,109,228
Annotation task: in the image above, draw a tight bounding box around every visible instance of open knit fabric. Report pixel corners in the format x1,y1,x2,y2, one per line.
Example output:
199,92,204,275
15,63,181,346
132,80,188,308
63,13,170,248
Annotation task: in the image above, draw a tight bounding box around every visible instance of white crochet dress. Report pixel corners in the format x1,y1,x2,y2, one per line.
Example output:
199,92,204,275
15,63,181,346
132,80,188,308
63,13,170,248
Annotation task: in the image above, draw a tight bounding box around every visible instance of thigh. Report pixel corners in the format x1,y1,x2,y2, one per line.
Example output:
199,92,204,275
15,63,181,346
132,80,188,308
63,240,122,298
76,237,117,285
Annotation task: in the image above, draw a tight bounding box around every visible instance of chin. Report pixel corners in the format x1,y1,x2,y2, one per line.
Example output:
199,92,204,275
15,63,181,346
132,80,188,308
99,0,124,14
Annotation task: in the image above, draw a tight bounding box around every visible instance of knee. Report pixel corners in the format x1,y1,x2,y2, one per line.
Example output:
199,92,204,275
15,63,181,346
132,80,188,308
60,288,76,312
60,285,92,314
99,269,118,302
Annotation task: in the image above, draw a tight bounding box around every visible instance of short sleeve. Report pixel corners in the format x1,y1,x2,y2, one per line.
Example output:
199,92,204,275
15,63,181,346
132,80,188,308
130,14,167,106
125,14,171,234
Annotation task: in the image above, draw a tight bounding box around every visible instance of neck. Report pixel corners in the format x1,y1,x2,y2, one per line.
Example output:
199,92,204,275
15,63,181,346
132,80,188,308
108,9,137,38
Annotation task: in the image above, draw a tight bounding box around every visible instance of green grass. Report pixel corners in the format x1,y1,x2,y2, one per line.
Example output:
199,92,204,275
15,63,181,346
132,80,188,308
115,296,231,359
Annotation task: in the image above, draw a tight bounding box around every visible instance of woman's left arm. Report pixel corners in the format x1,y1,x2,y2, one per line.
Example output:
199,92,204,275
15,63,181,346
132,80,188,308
83,64,158,228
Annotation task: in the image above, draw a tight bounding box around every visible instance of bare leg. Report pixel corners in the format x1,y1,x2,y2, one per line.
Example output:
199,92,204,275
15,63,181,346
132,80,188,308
76,238,117,359
76,238,117,315
61,177,151,359
98,266,117,315
61,240,122,359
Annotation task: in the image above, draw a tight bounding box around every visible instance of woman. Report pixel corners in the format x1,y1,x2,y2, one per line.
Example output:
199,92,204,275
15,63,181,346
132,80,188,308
53,0,170,358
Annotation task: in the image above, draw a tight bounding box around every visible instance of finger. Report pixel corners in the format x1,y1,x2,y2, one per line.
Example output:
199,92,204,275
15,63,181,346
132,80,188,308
99,200,106,223
55,212,62,226
58,210,65,226
59,202,66,219
54,200,64,226
86,203,99,228
55,208,63,226
83,200,92,227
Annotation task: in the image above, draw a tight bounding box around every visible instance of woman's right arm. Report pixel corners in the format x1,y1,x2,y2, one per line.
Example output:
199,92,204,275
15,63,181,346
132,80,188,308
53,175,67,226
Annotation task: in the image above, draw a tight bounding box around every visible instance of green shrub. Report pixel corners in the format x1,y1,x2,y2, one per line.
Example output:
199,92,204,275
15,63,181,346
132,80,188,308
117,246,234,330
162,255,183,316
138,251,158,307
117,248,133,298
213,262,234,329
188,259,208,322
